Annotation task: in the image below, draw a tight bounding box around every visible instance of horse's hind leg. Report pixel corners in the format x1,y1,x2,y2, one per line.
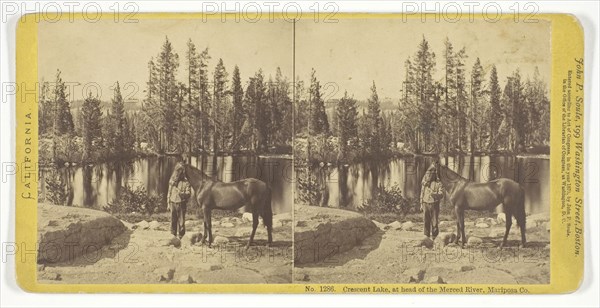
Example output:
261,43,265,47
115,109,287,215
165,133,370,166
454,206,461,245
246,211,259,249
201,211,208,244
500,209,512,249
515,206,527,248
266,224,273,247
262,192,273,247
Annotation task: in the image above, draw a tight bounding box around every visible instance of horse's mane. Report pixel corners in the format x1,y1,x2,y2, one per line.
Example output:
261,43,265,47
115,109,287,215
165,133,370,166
437,163,469,193
182,163,213,182
438,164,467,181
182,163,220,182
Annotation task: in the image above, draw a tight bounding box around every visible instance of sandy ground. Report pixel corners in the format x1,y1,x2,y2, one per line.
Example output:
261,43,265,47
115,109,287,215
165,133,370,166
38,216,293,284
295,218,550,285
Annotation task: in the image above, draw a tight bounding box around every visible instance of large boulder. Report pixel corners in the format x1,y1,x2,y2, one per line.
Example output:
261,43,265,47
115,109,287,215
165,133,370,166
241,212,253,223
387,221,403,230
294,206,379,264
37,204,127,264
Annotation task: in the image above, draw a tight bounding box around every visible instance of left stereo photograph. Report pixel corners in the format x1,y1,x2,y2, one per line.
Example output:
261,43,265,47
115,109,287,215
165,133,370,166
33,16,295,285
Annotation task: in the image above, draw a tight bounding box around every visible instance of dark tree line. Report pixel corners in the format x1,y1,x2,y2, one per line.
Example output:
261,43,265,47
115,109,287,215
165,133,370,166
39,37,294,165
295,36,550,165
396,36,550,154
39,70,136,164
295,70,392,163
140,37,293,155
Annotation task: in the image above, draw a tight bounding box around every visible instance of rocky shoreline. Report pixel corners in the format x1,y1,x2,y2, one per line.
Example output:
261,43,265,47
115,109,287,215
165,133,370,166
37,205,293,284
295,211,550,284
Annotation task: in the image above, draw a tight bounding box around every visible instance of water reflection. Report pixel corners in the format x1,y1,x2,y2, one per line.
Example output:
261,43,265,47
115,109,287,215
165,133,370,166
303,155,549,214
39,155,293,214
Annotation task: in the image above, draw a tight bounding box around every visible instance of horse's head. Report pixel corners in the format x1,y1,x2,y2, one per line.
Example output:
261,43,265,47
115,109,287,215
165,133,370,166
423,162,437,184
431,159,464,185
169,161,186,186
427,160,444,183
433,160,441,177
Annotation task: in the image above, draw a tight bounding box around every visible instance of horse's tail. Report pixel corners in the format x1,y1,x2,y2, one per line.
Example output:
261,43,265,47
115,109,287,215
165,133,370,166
514,185,526,228
262,186,273,229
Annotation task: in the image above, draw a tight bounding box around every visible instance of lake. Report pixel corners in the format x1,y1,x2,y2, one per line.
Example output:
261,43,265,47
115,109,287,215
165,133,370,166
39,155,294,214
300,155,550,214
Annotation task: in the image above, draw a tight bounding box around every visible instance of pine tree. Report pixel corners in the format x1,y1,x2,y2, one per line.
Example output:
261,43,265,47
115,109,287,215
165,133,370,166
366,81,383,156
398,57,419,152
212,58,228,153
279,70,293,147
335,91,358,161
455,47,468,151
357,109,370,158
122,116,133,155
243,70,267,152
231,65,244,151
266,76,276,147
294,79,308,135
530,68,550,145
80,92,103,162
441,38,457,153
502,70,526,152
198,48,211,151
52,69,75,135
141,37,181,154
156,36,180,152
50,70,74,164
186,39,200,105
470,57,484,152
413,36,436,152
141,57,161,152
185,39,202,153
309,69,329,135
272,67,291,146
128,115,138,151
382,120,393,153
38,81,52,135
488,65,502,151
174,82,188,152
524,67,549,146
106,82,127,158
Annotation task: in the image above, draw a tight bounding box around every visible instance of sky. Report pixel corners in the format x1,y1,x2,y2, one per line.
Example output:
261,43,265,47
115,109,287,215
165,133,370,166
38,17,294,102
295,17,551,100
38,16,551,102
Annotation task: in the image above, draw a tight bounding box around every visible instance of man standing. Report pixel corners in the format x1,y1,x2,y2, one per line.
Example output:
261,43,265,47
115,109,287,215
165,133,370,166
167,173,192,239
420,166,444,239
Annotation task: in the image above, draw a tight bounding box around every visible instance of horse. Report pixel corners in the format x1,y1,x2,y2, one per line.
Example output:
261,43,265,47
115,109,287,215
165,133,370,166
169,161,273,249
432,161,526,248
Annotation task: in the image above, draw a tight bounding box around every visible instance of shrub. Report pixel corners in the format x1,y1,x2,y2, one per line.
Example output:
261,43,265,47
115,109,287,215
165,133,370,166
104,185,164,215
360,184,419,217
293,134,338,165
295,175,322,206
44,171,70,206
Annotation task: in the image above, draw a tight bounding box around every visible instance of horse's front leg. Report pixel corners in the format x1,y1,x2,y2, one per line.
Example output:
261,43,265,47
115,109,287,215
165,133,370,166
454,205,466,248
246,211,259,250
458,209,467,247
201,205,208,245
203,207,213,247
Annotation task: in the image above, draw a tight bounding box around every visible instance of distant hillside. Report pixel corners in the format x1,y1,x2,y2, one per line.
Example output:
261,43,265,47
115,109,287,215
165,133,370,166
69,99,142,111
